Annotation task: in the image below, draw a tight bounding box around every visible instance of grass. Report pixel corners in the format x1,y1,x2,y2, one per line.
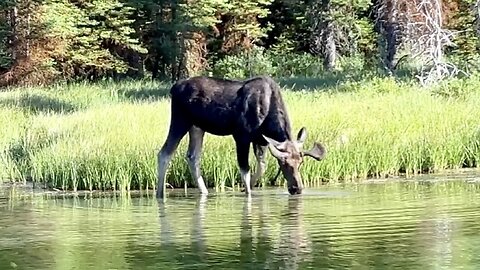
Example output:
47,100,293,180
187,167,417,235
1,75,480,192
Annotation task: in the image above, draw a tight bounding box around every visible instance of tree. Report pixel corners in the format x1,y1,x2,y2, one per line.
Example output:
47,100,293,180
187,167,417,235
177,0,224,78
446,0,479,63
209,0,273,56
64,0,146,79
308,0,336,70
0,0,15,72
306,0,372,71
0,0,51,86
375,0,401,72
391,0,459,84
127,0,218,81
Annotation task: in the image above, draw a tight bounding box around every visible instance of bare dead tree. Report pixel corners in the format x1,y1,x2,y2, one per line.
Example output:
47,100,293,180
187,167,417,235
386,0,466,85
375,0,470,83
413,0,461,85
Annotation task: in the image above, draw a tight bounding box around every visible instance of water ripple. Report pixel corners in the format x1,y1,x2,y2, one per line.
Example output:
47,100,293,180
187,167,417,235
1,181,480,269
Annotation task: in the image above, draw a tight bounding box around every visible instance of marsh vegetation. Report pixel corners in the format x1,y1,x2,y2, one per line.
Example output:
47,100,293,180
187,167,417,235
1,76,480,192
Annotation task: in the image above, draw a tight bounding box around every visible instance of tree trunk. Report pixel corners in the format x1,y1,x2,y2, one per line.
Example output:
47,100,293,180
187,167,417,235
172,1,207,81
376,0,399,72
152,55,160,80
26,12,30,58
311,0,336,71
475,0,480,50
181,32,207,79
385,0,398,71
385,23,397,71
322,20,336,71
9,5,17,62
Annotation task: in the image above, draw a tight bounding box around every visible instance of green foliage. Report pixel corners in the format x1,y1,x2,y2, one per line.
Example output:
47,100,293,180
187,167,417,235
222,0,274,40
69,0,146,75
1,0,480,84
179,0,225,30
210,34,324,78
0,0,13,69
430,73,480,98
210,45,276,78
209,36,370,79
0,0,147,82
305,0,375,55
444,0,480,75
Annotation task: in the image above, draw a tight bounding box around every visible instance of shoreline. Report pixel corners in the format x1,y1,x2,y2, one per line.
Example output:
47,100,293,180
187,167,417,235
2,167,480,200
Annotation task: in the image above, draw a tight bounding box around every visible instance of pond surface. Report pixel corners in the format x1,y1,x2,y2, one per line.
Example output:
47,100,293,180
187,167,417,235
1,176,480,269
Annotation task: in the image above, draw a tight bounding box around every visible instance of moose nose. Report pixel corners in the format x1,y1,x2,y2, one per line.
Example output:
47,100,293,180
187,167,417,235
288,186,302,195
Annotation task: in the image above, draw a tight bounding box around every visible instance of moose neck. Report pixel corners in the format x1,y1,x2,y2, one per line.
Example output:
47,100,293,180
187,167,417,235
262,99,294,143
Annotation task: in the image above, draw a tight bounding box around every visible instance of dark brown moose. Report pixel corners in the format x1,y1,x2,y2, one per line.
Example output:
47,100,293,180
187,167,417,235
156,75,326,198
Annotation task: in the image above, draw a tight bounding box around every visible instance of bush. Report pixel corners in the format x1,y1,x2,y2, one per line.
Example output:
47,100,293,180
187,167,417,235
209,46,276,79
209,41,379,80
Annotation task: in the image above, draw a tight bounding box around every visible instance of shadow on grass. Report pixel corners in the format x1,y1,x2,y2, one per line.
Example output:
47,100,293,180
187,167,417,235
117,83,171,102
277,66,418,92
277,71,370,91
116,73,369,100
0,93,77,114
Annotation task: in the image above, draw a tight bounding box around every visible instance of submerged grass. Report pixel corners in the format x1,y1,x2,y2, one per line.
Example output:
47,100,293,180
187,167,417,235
1,76,480,192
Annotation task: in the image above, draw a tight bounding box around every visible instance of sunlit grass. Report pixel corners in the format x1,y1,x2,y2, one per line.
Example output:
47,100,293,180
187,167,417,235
1,76,480,192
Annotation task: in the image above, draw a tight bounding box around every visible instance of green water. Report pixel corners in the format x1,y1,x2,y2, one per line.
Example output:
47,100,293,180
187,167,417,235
1,178,480,270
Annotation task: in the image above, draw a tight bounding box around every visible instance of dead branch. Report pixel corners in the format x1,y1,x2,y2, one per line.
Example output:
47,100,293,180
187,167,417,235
401,0,464,85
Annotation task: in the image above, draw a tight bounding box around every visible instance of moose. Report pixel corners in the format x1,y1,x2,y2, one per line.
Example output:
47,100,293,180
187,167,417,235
156,75,326,198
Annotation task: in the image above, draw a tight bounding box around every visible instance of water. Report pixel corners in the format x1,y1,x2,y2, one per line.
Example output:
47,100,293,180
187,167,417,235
1,178,480,270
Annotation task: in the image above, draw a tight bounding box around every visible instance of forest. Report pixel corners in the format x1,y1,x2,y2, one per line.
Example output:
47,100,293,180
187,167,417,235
1,0,479,87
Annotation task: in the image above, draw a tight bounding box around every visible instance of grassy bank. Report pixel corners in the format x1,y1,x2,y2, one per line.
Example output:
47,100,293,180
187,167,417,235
1,76,480,192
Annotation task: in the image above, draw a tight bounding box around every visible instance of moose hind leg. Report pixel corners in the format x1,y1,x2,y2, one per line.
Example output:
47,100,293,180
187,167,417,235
251,143,267,188
157,119,190,198
235,139,252,194
186,126,208,194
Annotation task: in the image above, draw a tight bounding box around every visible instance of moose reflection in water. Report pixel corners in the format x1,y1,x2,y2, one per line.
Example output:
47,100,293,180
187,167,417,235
239,196,312,269
272,197,313,269
157,195,312,269
156,75,327,198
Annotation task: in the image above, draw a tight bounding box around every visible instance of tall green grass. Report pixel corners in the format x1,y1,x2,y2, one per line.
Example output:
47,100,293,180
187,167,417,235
1,76,480,192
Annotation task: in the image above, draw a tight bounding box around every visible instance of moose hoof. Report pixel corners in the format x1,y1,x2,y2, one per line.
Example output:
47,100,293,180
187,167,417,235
288,187,302,195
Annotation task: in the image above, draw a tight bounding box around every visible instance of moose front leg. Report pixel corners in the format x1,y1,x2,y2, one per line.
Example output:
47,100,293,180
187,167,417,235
235,138,252,195
251,143,267,188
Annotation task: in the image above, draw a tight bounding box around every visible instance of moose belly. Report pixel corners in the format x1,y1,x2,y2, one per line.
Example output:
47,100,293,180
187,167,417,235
187,105,236,136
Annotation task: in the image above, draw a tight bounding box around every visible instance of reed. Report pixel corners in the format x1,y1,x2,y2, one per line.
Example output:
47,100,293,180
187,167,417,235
1,76,480,191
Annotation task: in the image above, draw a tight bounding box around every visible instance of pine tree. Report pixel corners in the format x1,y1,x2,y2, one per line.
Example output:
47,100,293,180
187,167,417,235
206,0,273,55
0,0,15,72
64,0,147,79
307,0,372,71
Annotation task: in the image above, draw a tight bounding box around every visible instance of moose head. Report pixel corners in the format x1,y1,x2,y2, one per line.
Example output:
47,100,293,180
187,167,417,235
263,127,326,195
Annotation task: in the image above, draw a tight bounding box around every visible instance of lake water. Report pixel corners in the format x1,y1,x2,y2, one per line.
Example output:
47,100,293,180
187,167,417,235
1,176,480,269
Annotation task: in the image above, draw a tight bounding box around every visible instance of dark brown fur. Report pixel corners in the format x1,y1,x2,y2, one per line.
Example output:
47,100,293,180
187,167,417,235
156,75,326,198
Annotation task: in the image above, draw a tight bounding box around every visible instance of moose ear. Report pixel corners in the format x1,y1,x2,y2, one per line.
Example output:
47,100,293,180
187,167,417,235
263,135,289,159
263,135,284,148
296,127,307,147
302,142,327,161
